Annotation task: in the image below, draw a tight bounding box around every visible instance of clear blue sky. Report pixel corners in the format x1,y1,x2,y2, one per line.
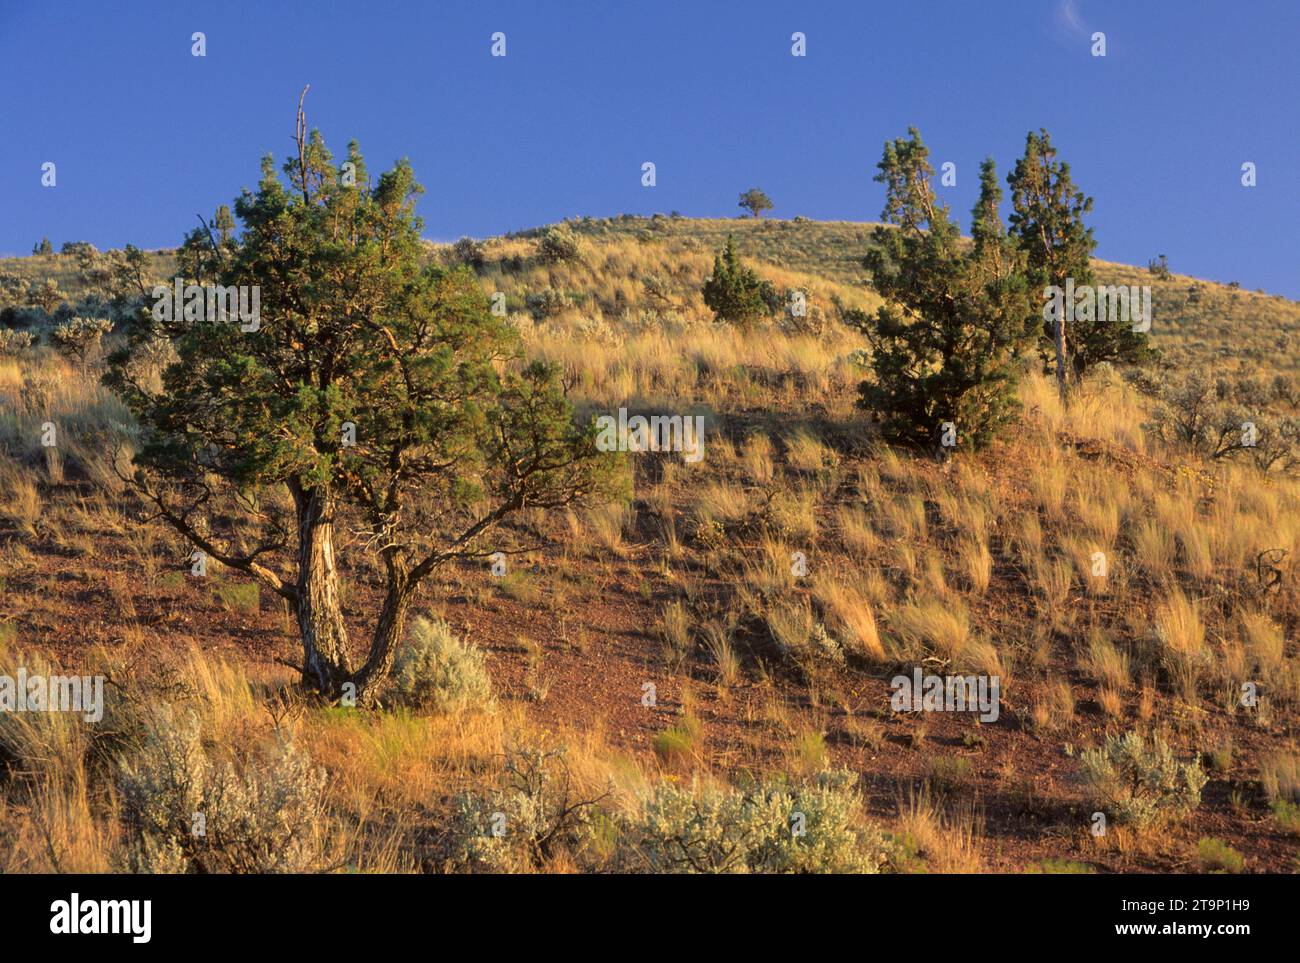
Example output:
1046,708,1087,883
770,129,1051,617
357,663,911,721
3,0,1297,296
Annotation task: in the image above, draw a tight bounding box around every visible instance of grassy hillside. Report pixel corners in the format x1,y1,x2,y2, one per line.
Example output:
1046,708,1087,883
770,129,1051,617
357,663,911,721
470,214,1300,376
1,218,1298,874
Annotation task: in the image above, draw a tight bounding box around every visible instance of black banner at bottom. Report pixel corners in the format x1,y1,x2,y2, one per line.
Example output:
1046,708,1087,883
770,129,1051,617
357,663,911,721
0,871,1276,950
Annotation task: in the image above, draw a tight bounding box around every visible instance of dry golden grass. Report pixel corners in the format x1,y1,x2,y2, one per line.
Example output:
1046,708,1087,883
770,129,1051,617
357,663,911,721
1238,609,1284,678
835,504,879,558
741,432,775,485
890,596,971,665
812,571,884,661
692,480,752,530
957,537,993,595
1082,626,1131,690
897,787,984,873
784,428,839,475
1154,588,1208,702
0,462,42,536
4,217,1300,874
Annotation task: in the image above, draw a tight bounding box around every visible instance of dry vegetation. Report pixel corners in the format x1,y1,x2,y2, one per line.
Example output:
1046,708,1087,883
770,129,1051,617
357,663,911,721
1,216,1298,873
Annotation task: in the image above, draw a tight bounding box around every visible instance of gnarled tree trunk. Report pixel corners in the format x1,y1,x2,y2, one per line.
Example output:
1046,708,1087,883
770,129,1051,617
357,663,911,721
292,490,417,706
350,573,414,707
293,485,354,696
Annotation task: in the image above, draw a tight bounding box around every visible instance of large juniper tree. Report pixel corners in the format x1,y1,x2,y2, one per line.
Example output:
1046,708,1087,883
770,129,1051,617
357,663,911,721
1007,129,1150,391
107,100,617,705
856,131,1033,450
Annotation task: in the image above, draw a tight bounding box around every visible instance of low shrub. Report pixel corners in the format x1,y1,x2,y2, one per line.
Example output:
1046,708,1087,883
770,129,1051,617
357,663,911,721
445,743,605,873
620,769,891,874
538,225,582,263
1079,730,1207,829
117,707,329,873
1194,837,1244,873
387,617,494,713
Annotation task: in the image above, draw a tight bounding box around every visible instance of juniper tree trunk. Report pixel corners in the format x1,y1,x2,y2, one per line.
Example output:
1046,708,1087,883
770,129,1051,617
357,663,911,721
349,575,414,707
1054,309,1068,404
293,485,353,696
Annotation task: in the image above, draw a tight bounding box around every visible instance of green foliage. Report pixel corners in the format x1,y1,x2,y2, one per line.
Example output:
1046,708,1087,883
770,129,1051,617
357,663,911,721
1079,730,1208,829
451,236,487,270
856,132,1034,450
926,754,974,793
60,241,96,258
215,580,260,614
387,616,494,712
444,756,894,875
1271,799,1300,836
1008,129,1152,377
1194,837,1244,873
0,273,27,310
75,244,155,320
1147,254,1171,280
652,724,697,767
622,768,891,874
738,188,774,218
526,287,571,319
212,205,236,246
106,115,618,700
1027,858,1095,874
701,235,774,326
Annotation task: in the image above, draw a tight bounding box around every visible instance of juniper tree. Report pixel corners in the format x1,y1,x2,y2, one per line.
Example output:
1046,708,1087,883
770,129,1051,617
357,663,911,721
107,99,618,705
701,236,773,326
213,204,236,245
856,133,1033,450
1007,129,1150,392
738,188,773,218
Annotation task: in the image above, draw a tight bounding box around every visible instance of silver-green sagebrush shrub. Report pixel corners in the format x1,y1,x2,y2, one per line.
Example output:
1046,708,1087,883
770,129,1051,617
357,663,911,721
0,329,36,357
445,743,606,873
117,708,329,873
537,224,583,263
1080,730,1208,829
621,768,891,874
387,617,495,713
49,316,113,369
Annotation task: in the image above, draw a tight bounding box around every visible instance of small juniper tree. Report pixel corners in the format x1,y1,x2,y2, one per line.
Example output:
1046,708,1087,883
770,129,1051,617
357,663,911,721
738,188,774,218
213,204,237,245
1147,254,1170,280
855,133,1033,450
1007,129,1151,393
107,98,618,705
451,236,487,270
701,236,773,326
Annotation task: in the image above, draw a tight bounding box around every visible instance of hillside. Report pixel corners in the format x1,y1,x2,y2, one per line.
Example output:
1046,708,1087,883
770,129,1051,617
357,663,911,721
1,217,1298,874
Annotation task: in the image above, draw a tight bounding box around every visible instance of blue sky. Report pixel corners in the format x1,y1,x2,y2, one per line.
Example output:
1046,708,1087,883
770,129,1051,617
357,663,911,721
3,0,1297,296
